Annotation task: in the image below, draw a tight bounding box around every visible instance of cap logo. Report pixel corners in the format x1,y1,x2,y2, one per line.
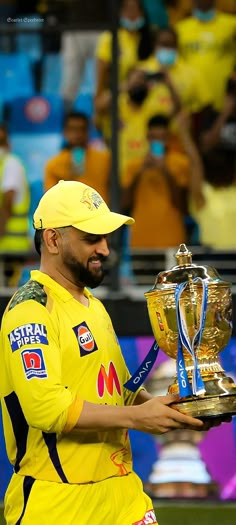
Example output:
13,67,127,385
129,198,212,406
80,188,103,211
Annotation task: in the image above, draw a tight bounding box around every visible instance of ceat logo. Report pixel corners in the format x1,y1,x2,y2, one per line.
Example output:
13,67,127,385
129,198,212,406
72,322,98,357
132,509,158,525
97,362,121,398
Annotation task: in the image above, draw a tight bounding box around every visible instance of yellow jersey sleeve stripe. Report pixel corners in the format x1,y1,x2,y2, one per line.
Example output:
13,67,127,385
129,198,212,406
63,396,84,434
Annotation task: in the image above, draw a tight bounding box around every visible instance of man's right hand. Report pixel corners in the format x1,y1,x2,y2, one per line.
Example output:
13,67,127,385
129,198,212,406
132,394,204,434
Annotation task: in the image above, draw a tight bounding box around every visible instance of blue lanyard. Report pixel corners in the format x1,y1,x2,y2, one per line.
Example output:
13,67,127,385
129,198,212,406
124,340,160,392
175,277,208,397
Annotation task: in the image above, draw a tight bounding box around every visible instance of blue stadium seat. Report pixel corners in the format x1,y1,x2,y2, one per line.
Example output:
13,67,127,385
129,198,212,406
73,92,103,141
80,57,96,95
41,53,62,95
0,96,4,121
42,54,95,98
9,95,64,233
73,92,94,117
0,53,34,103
15,14,43,63
8,95,64,134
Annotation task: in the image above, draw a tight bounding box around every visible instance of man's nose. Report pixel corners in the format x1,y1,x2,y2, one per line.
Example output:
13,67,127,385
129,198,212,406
96,237,110,257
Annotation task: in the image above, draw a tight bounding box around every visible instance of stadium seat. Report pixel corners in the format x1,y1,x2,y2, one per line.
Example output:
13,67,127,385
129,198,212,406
15,14,43,63
42,54,95,98
0,53,34,103
9,95,64,233
41,53,62,95
0,96,4,121
80,57,96,95
73,92,94,117
8,94,64,134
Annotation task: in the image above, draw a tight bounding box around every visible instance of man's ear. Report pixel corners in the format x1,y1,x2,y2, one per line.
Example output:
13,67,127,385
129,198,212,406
43,229,61,254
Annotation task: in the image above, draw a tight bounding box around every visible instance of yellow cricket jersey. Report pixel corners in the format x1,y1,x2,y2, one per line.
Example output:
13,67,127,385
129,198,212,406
95,28,140,83
138,56,211,113
0,270,141,485
177,12,236,109
119,88,174,180
190,183,236,249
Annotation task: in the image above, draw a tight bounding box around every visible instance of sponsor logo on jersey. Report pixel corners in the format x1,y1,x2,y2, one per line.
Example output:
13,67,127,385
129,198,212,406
21,348,47,380
8,324,48,351
132,509,157,525
72,322,98,357
97,361,121,397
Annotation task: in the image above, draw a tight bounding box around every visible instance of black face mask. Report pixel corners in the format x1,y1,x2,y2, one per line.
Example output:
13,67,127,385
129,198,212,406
128,84,148,105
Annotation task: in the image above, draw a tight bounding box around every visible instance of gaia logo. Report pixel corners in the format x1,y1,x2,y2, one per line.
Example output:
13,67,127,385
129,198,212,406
97,361,121,397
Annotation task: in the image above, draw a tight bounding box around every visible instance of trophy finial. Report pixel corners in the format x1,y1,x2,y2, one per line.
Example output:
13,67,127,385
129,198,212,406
175,244,192,266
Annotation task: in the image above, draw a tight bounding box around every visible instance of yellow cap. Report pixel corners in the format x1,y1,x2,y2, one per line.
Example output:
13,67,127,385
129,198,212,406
33,180,134,234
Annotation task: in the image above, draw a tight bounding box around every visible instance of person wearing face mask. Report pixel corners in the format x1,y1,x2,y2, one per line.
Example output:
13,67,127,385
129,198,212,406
121,114,193,248
0,124,30,285
94,0,153,127
176,0,236,110
138,26,212,120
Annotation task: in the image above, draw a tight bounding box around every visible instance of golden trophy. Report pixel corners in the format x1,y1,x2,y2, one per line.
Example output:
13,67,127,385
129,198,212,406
144,244,236,420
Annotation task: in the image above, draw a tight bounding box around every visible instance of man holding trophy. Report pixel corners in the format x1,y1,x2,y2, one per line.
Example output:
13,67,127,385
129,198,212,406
0,181,233,525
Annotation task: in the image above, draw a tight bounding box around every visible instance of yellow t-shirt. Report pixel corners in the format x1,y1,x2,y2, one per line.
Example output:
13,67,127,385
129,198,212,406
122,152,190,248
119,87,174,180
44,146,110,204
177,12,236,109
190,183,236,249
0,271,140,484
167,0,236,25
138,56,212,113
95,28,140,83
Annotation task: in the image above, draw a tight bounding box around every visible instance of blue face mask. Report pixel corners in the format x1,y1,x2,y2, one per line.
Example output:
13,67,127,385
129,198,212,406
72,147,85,173
150,140,165,157
156,48,177,67
193,9,216,22
120,17,145,31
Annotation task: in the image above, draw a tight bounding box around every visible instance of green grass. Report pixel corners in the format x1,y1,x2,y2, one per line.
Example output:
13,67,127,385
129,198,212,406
1,501,236,524
154,501,236,525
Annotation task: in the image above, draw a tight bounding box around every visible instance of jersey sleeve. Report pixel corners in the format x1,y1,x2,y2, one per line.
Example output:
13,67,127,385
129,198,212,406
1,300,83,434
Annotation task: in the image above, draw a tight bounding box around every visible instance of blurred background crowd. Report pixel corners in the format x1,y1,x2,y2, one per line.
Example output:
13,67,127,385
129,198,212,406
0,0,236,510
0,0,235,287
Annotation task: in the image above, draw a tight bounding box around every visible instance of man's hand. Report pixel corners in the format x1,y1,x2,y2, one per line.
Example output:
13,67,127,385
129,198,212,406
132,394,204,434
141,152,166,172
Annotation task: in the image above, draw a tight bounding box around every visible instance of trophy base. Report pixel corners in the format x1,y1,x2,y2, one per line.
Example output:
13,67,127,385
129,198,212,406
169,374,236,420
171,394,236,420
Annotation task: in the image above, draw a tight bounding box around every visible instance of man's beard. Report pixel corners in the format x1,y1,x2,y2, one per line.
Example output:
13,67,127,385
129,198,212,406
62,253,106,288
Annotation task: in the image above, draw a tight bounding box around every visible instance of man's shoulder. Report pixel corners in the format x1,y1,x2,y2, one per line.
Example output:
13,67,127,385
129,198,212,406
8,280,47,313
216,11,236,26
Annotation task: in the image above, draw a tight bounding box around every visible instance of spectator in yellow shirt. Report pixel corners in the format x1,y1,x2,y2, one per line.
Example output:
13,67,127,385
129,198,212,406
121,114,191,248
190,71,236,249
95,0,153,121
44,112,110,203
138,26,212,117
176,0,236,110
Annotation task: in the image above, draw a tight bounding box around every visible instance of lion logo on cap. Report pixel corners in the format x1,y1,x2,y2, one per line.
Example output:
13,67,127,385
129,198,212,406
80,188,103,211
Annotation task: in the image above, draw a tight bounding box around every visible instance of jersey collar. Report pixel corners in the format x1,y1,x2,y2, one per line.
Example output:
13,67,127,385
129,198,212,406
30,270,92,303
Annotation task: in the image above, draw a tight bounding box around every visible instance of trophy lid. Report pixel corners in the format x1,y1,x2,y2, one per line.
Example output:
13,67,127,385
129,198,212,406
145,244,229,293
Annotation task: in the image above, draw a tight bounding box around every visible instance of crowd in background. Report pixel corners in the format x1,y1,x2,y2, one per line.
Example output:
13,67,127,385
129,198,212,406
0,0,236,285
